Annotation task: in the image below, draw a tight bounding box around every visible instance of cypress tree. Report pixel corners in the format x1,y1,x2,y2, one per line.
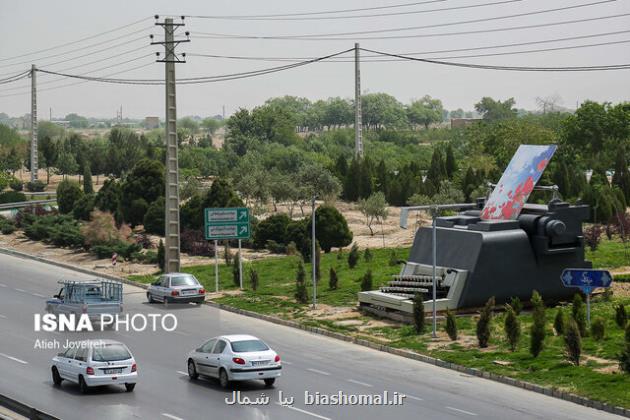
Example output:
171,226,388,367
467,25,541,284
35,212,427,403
615,304,627,329
249,269,259,291
83,163,93,194
413,293,425,334
445,144,457,179
232,252,241,287
612,149,630,202
504,304,521,352
348,243,360,268
461,166,476,202
476,296,495,348
591,317,605,341
530,291,546,357
620,324,630,374
572,294,587,337
295,259,308,303
445,309,458,340
554,308,565,336
360,269,373,292
328,267,338,290
564,319,582,366
157,239,165,271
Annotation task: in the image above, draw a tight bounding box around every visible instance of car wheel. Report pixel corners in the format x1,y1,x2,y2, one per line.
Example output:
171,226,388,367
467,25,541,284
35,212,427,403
125,383,136,392
187,359,198,380
147,292,155,303
264,378,276,388
219,368,230,389
78,375,89,394
51,367,62,385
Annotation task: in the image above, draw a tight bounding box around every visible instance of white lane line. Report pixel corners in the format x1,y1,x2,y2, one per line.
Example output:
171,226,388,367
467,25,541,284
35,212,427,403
32,293,46,298
347,379,373,388
170,330,189,336
14,288,27,293
176,371,188,376
0,283,6,287
405,394,424,401
0,353,28,365
0,314,6,319
276,403,331,420
282,360,293,365
446,406,477,416
306,368,331,376
161,413,184,420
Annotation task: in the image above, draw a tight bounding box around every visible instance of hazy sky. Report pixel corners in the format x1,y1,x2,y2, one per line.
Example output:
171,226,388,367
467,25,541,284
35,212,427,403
0,0,629,119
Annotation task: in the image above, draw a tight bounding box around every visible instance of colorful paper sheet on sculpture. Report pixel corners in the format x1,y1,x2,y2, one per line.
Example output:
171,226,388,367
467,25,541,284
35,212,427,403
480,144,557,220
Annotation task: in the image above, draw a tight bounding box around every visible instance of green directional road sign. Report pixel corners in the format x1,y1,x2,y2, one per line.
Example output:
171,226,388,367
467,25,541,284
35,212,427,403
204,207,250,240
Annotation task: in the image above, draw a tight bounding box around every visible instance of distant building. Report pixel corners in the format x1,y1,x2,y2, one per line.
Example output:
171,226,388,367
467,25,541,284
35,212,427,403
450,118,482,129
51,120,71,129
144,116,160,129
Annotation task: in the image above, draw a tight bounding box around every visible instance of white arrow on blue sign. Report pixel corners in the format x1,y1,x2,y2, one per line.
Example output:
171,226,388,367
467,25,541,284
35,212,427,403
560,268,613,294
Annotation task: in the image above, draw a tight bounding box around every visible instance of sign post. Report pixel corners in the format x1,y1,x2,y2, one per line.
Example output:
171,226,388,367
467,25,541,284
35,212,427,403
204,208,251,292
238,239,243,289
561,268,613,324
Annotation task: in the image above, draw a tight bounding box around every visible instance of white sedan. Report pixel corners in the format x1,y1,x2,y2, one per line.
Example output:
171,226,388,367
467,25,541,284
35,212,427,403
187,335,281,388
51,339,138,393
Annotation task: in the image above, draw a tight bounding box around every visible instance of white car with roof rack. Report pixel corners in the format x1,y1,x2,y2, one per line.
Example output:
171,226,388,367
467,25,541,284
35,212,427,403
187,334,281,388
51,339,137,393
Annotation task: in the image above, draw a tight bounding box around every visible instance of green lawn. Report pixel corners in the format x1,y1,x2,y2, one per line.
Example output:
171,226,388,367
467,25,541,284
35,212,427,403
128,239,630,408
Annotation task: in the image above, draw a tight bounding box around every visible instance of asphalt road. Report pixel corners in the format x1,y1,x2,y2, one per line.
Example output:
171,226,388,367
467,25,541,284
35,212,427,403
0,252,623,420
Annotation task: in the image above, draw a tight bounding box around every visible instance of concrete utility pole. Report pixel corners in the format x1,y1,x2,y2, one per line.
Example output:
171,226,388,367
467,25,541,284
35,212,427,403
354,43,363,158
311,196,317,309
30,64,38,182
152,16,189,273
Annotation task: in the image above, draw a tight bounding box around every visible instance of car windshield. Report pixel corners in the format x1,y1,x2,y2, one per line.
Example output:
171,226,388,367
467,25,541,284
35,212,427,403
231,339,269,353
91,344,132,362
170,275,198,287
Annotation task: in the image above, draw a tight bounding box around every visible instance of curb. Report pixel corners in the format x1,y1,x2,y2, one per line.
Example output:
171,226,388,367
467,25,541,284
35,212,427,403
0,392,58,420
1,247,628,418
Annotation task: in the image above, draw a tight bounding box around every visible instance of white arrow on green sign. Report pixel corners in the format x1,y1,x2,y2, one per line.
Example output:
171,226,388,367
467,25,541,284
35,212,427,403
204,207,250,240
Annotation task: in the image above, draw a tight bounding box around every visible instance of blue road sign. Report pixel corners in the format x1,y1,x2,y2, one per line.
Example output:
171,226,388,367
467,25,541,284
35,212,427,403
561,268,613,295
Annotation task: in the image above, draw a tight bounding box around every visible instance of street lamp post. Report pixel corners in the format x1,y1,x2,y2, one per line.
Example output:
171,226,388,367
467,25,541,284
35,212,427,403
311,195,317,309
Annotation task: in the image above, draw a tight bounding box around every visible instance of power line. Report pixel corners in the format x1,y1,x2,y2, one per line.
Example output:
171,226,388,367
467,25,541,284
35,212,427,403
0,17,152,63
0,70,31,85
187,38,630,63
195,11,630,41
0,26,153,69
190,0,523,21
360,47,630,71
194,0,617,39
185,0,447,19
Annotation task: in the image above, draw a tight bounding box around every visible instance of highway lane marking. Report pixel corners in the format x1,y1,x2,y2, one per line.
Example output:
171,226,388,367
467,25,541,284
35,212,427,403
0,314,6,319
14,288,27,293
0,353,28,365
282,360,293,365
405,394,424,401
347,379,373,387
176,371,188,376
32,293,46,298
306,368,331,376
161,413,184,420
446,406,477,416
170,330,189,336
0,283,6,287
275,403,331,420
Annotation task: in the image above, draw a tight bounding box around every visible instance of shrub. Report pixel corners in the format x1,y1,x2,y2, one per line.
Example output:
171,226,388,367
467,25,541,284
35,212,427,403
413,293,425,334
286,241,298,256
363,247,373,262
232,252,241,288
26,180,46,192
530,290,546,357
554,308,565,336
615,304,627,329
143,197,165,235
83,164,93,194
253,213,290,249
308,205,353,252
476,296,495,348
9,178,23,191
81,210,129,246
23,214,84,248
135,233,152,249
127,198,149,227
0,220,16,234
180,229,212,256
224,242,232,266
130,250,158,264
504,304,521,352
56,179,83,214
328,267,338,290
348,243,360,268
510,296,523,315
157,239,165,271
249,269,259,291
72,193,95,221
295,259,308,304
360,269,373,292
620,325,630,374
388,249,398,266
572,294,587,337
564,319,582,366
445,309,458,340
90,242,141,259
591,317,605,341
0,191,27,204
